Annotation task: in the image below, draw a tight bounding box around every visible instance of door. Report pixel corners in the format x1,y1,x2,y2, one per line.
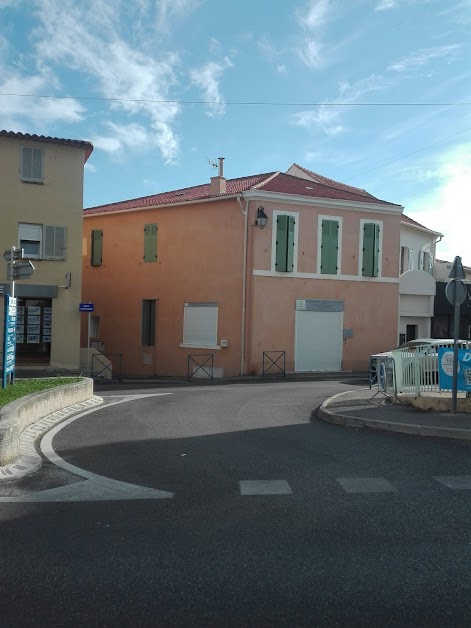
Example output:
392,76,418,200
406,324,417,342
295,310,342,371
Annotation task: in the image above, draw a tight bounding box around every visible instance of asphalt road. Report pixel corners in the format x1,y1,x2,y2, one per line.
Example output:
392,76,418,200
0,380,470,627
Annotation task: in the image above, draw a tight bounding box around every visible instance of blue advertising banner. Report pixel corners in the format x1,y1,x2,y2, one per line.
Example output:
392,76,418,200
438,347,471,391
2,295,17,388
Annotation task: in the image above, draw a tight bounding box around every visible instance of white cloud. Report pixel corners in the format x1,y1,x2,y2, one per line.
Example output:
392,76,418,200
156,0,202,31
33,0,182,162
375,0,397,10
277,64,287,73
403,143,471,265
0,72,85,130
294,0,332,70
290,105,344,135
190,56,233,118
388,44,462,72
84,162,96,173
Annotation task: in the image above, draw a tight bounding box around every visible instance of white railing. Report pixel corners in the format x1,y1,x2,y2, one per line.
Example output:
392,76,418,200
393,347,443,395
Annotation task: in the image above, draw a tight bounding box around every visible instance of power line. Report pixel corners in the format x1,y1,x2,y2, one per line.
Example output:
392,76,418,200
344,126,471,181
0,92,470,106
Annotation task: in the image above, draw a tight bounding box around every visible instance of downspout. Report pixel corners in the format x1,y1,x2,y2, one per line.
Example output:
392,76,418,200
237,194,249,376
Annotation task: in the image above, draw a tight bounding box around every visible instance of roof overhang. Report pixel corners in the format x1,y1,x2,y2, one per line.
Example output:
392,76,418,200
242,190,404,214
84,194,239,217
401,220,443,238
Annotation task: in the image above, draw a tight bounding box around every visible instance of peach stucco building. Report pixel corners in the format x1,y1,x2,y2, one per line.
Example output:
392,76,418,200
81,162,403,377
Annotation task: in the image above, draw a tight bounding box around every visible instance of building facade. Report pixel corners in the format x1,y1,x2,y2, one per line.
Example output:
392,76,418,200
82,163,403,377
0,131,93,370
433,259,471,340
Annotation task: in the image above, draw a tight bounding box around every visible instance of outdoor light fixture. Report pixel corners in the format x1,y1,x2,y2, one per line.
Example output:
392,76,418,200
255,206,268,229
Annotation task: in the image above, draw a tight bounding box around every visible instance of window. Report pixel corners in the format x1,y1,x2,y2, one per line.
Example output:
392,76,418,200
408,249,414,270
91,230,103,266
20,146,44,182
90,316,100,338
19,223,66,260
182,303,218,347
141,300,156,346
144,224,158,262
423,251,433,273
320,219,339,274
400,247,409,274
275,215,295,272
361,222,380,277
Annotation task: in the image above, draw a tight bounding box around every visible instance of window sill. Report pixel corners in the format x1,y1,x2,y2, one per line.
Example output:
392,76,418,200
20,179,44,185
180,343,220,350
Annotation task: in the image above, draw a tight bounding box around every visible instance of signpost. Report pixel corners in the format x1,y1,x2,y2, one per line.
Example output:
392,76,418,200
79,303,94,375
445,256,466,414
2,295,17,388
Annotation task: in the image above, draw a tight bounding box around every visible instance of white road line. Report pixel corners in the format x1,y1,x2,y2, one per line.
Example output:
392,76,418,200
434,475,471,490
337,477,398,493
0,394,176,502
240,480,293,495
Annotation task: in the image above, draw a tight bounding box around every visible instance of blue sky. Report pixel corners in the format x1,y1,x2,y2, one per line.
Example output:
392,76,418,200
1,0,470,263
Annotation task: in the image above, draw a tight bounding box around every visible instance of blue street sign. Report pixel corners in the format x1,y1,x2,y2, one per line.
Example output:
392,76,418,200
438,347,471,391
2,295,17,388
79,303,94,312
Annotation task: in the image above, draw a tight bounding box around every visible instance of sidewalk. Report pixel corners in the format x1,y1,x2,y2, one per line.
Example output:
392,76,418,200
319,388,471,441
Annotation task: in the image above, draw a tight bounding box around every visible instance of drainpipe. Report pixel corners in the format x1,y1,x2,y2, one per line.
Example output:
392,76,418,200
432,234,443,279
237,194,249,376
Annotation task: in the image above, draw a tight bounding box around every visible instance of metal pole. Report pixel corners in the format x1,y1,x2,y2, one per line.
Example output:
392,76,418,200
10,245,15,299
452,289,460,414
87,311,91,376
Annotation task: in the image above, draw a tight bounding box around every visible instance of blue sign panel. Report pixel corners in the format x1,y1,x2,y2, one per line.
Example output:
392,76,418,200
438,348,471,391
2,295,17,388
79,303,94,312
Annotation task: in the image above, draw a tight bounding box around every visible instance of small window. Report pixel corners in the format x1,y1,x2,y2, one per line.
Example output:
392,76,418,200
182,303,218,347
90,316,100,338
423,251,432,273
91,230,103,266
144,224,158,262
21,146,44,182
362,222,380,277
275,215,295,272
141,300,156,346
19,223,42,258
400,247,408,274
320,219,339,275
408,249,414,271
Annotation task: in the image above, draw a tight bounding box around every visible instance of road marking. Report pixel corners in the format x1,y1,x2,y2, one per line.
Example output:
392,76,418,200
239,480,293,495
336,477,398,493
0,478,173,502
434,475,471,490
0,394,175,503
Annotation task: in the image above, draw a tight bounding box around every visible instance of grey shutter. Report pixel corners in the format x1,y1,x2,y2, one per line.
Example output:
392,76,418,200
44,225,66,259
21,147,43,181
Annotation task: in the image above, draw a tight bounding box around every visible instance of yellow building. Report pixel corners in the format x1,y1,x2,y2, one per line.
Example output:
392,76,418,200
0,131,93,371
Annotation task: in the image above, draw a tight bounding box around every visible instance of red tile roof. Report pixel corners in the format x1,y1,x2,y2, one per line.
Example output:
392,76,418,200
290,163,378,199
0,130,93,162
85,168,400,215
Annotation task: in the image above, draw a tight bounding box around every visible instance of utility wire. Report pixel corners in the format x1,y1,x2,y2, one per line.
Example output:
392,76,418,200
0,92,470,106
344,126,471,181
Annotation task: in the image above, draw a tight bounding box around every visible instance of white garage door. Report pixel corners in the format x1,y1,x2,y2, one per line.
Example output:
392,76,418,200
295,310,342,371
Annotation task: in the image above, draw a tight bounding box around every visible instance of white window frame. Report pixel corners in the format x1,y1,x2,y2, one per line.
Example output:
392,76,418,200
18,223,66,260
20,146,44,183
271,210,299,273
317,214,343,275
358,219,383,278
180,302,220,349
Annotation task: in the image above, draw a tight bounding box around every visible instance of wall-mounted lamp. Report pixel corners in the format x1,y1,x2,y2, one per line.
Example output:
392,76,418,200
255,206,268,229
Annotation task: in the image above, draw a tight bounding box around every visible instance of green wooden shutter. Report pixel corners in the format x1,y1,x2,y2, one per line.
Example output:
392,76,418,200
91,229,103,266
144,224,158,262
362,223,379,277
275,215,288,272
286,216,295,272
320,219,339,274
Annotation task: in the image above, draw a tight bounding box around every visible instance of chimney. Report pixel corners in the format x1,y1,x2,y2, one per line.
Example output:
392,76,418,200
210,157,226,195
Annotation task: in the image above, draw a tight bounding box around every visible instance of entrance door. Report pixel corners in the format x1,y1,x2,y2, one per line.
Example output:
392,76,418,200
406,324,417,342
16,298,52,364
295,310,342,371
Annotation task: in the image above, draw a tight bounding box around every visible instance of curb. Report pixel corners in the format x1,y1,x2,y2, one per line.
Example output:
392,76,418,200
318,390,471,441
0,396,103,481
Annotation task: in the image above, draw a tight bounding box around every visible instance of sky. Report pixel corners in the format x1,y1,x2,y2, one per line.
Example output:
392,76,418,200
1,0,470,263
